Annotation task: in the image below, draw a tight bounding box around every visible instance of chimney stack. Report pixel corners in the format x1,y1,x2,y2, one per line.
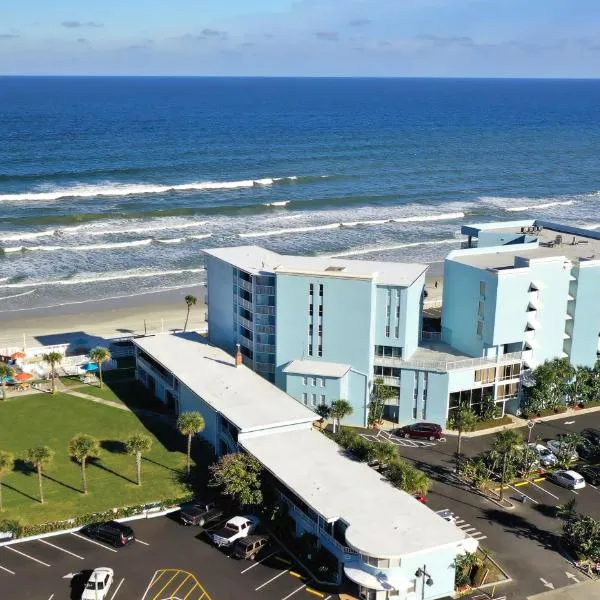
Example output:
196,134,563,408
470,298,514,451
235,343,242,367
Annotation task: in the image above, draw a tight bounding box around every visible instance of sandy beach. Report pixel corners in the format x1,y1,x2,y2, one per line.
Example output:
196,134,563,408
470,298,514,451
0,285,206,352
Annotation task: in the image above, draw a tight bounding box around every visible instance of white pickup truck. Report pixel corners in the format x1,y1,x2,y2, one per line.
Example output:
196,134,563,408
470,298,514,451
211,516,258,548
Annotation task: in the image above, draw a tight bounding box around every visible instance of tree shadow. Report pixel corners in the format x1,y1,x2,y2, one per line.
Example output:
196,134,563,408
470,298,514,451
100,440,126,454
1,481,39,503
42,473,82,494
88,457,136,485
142,455,182,474
534,504,560,519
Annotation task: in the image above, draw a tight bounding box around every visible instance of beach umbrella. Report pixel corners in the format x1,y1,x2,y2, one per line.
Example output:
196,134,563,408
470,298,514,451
10,352,26,360
14,372,33,382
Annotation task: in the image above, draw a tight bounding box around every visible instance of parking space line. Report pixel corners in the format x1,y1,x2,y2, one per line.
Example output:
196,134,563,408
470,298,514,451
152,571,181,600
70,532,118,553
40,539,84,559
571,490,579,495
462,527,477,533
170,574,191,598
508,485,538,504
282,584,307,600
140,570,162,600
255,569,289,590
109,578,125,600
529,481,560,500
0,564,15,575
323,595,332,600
48,595,54,600
241,551,276,573
135,539,150,546
5,546,51,566
275,556,292,565
306,587,325,598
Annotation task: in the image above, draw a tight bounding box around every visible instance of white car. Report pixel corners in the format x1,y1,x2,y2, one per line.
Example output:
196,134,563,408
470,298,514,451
435,509,457,525
547,469,586,490
546,439,579,462
211,516,258,548
81,568,114,600
528,443,558,467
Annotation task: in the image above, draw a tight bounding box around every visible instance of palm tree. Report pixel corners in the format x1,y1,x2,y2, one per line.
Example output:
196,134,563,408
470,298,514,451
0,363,14,401
490,429,523,501
315,403,331,431
183,294,197,332
68,434,99,494
330,399,353,434
25,446,54,504
125,433,152,486
42,352,63,394
0,450,15,511
89,347,111,390
177,412,205,476
447,403,479,473
368,441,397,468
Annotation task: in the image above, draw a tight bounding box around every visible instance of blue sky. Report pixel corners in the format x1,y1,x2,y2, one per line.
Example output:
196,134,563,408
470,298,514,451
1,0,599,76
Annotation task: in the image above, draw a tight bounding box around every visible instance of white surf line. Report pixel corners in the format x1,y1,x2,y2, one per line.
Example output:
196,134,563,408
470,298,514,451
5,546,51,566
508,485,538,503
135,539,150,546
529,480,560,500
241,551,277,574
282,584,307,600
255,569,290,590
40,539,84,559
0,564,15,575
109,577,125,600
70,532,118,553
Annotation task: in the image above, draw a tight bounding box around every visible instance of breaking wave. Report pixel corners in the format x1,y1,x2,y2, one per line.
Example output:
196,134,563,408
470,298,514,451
0,289,37,301
506,200,575,212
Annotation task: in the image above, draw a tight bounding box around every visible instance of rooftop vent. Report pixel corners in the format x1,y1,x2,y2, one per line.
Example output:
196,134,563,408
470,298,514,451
325,266,346,272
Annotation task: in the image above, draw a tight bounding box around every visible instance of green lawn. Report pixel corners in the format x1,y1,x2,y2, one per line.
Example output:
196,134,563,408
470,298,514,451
0,393,191,525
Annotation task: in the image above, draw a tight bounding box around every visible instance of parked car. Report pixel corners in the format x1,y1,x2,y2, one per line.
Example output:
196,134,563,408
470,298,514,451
395,423,443,441
546,469,586,490
575,437,600,461
414,493,428,504
82,521,135,547
231,534,271,560
81,568,114,600
579,465,600,486
527,443,558,467
546,439,579,462
582,428,600,444
180,498,224,527
211,516,258,548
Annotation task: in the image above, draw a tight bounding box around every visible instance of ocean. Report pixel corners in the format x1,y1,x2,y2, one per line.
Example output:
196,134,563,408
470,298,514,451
1,77,599,312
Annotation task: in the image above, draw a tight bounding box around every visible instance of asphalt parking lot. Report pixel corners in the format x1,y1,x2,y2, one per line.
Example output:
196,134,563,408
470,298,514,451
368,412,600,600
0,514,338,600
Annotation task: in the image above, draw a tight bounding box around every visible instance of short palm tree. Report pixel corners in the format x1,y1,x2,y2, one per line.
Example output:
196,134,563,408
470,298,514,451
491,429,523,501
330,399,353,434
89,347,111,390
125,433,152,486
0,363,14,400
177,412,205,476
368,441,397,467
448,404,479,473
25,446,54,504
315,403,331,431
183,294,197,332
0,450,15,511
68,434,100,494
42,352,63,394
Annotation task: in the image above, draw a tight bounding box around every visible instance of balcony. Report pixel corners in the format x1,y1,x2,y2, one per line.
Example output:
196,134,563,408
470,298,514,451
238,279,253,293
238,335,253,350
237,315,253,331
381,376,401,388
255,343,276,354
256,305,276,315
237,297,254,311
399,350,523,372
256,362,275,373
255,324,275,334
255,285,275,295
374,355,403,367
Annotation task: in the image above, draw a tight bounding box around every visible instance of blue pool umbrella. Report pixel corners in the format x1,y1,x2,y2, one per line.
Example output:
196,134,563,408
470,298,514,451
83,363,99,372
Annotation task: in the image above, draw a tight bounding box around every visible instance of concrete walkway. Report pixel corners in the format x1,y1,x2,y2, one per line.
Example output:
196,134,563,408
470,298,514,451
65,389,130,411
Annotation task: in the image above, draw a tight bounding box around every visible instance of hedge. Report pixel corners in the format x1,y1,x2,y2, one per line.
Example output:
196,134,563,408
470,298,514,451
0,492,193,539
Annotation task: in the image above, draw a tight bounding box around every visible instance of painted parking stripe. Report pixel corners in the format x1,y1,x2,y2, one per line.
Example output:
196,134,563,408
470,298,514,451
0,564,15,575
40,539,84,559
306,587,325,598
529,481,560,500
462,527,477,533
5,546,51,566
473,534,488,541
135,539,150,546
282,584,307,600
241,551,276,574
70,532,118,553
255,569,289,590
508,485,538,504
109,578,125,600
455,519,465,525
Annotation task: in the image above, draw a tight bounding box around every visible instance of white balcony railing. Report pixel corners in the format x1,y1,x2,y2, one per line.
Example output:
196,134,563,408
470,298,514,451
237,315,254,331
374,356,403,367
381,376,401,387
237,297,254,311
399,351,523,373
238,279,253,293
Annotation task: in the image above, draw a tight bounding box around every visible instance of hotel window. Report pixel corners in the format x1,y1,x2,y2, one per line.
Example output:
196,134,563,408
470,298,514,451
476,320,484,337
302,393,308,405
385,325,391,338
475,367,496,384
395,325,400,338
312,377,317,386
318,324,323,335
318,345,323,357
309,305,313,316
386,304,391,317
412,378,418,419
478,301,485,317
497,382,519,399
319,378,325,387
318,305,323,317
308,344,313,356
319,284,323,297
311,393,317,406
499,363,521,381
309,324,313,336
396,304,400,319
320,394,326,404
309,283,314,296
479,281,486,297
302,376,307,385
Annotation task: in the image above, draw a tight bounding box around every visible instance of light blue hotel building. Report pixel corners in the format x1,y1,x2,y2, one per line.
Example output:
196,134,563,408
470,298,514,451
204,220,600,428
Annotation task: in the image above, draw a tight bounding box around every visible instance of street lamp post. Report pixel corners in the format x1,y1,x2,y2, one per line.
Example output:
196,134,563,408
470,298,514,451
415,565,434,600
527,419,535,444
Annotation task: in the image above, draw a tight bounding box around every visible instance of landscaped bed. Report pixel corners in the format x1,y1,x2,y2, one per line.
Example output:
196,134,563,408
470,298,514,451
0,393,190,525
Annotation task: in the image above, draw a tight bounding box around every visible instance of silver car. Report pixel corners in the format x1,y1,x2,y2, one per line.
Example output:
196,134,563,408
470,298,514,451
547,469,586,490
546,439,579,462
528,443,558,467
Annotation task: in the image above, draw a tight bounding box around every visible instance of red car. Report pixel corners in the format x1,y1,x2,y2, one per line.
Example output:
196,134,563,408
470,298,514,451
414,494,428,504
396,422,443,441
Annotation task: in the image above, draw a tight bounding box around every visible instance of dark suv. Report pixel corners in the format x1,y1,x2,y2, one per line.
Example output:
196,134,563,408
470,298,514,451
396,422,443,441
82,521,135,547
231,535,270,560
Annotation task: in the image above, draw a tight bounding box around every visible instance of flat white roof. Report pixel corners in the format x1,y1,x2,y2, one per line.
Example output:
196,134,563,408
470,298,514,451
134,334,317,433
241,428,470,559
204,246,428,287
283,360,350,378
